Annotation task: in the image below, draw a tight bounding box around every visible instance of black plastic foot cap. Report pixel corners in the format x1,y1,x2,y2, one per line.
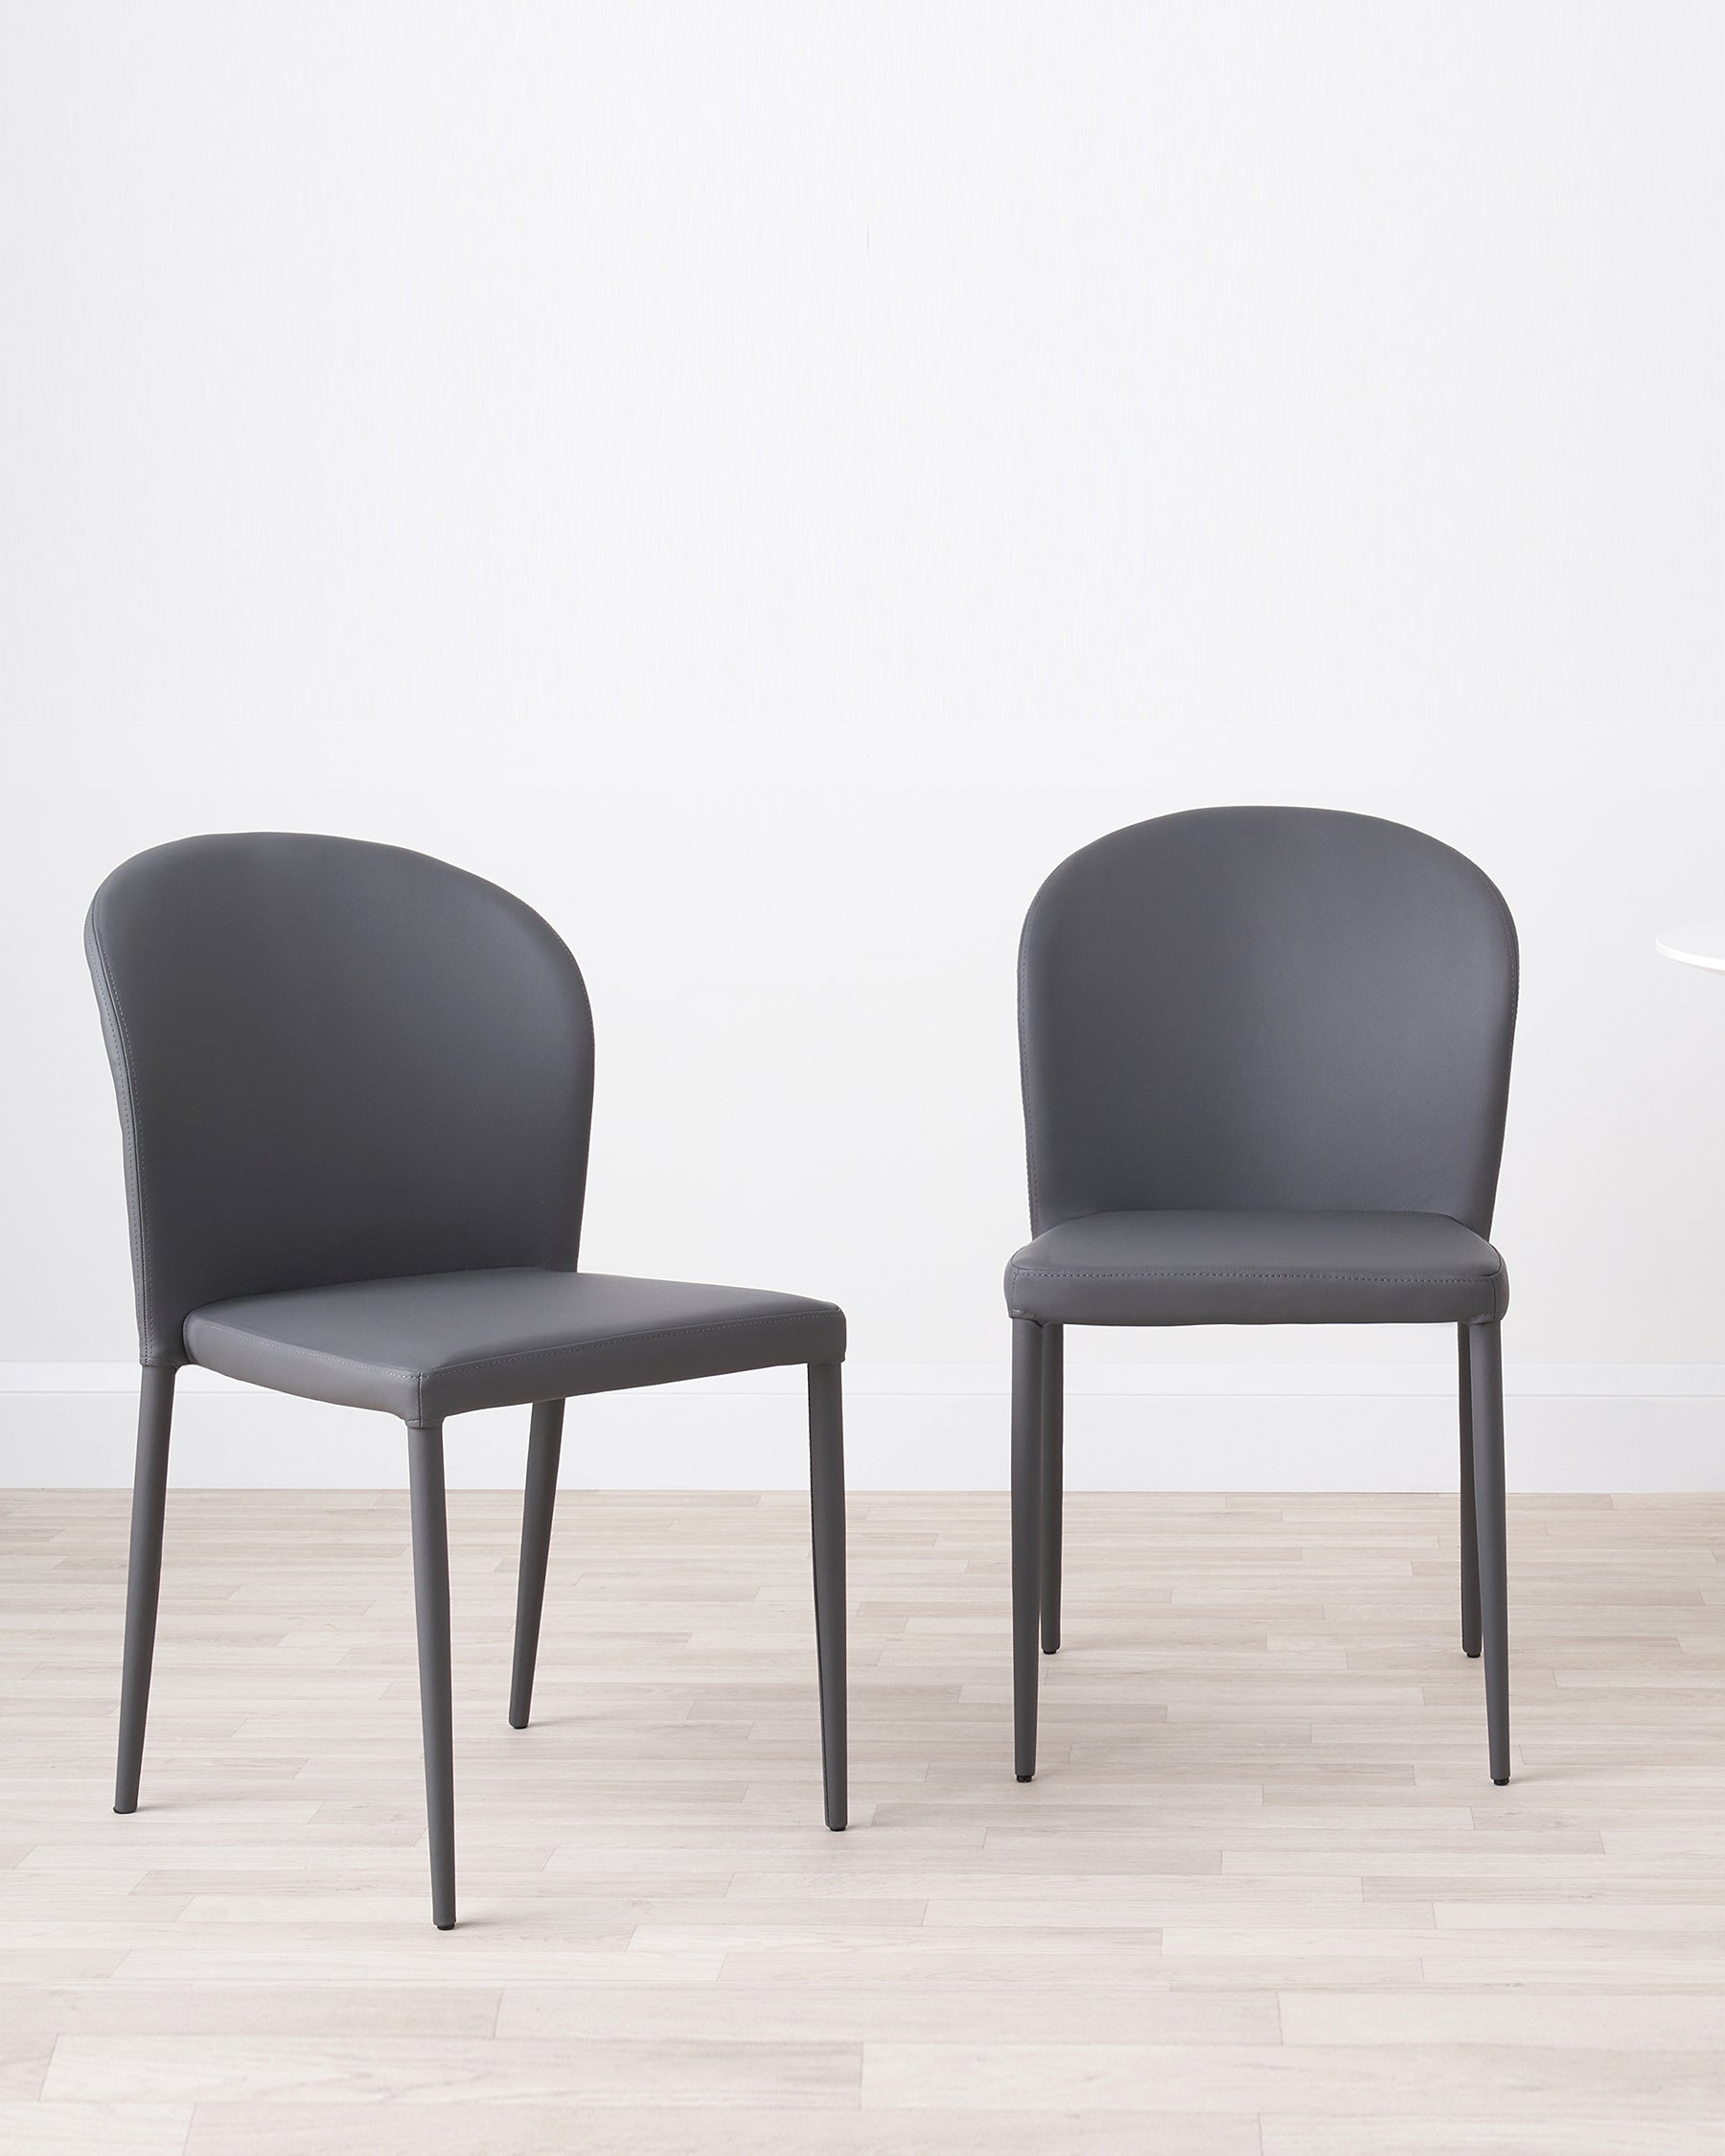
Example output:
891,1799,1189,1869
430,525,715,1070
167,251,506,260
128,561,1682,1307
1016,1773,1033,1783
1492,1776,1509,1786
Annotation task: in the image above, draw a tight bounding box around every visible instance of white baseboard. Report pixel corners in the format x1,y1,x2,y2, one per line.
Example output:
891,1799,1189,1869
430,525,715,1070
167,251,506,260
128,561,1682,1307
4,1362,1725,1492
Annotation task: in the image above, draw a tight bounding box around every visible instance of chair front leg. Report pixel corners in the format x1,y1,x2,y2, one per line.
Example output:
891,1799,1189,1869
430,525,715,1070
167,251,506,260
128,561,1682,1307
115,1365,177,1814
1011,1319,1045,1781
1458,1324,1482,1659
1040,1322,1064,1654
509,1399,565,1730
807,1363,847,1831
406,1421,456,1927
1467,1319,1510,1784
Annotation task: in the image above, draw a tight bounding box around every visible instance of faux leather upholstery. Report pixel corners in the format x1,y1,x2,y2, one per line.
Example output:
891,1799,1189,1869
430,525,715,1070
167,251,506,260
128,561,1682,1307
1019,807,1517,1239
87,833,844,1414
87,835,594,1369
1012,808,1516,1331
1005,1210,1507,1327
185,1269,845,1424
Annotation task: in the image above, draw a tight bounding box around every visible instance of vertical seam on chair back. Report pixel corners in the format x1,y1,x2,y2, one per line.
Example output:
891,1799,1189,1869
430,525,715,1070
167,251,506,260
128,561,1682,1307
85,900,159,1363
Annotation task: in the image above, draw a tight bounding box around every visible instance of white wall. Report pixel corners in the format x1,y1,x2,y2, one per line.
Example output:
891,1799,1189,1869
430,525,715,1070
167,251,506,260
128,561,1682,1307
3,3,1723,1488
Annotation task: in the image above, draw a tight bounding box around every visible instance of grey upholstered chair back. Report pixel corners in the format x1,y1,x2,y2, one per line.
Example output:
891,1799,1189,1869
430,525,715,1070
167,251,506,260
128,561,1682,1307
1018,806,1518,1238
86,833,595,1367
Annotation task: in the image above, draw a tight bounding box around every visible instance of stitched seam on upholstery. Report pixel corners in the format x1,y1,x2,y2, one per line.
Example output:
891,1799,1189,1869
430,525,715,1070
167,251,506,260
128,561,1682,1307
87,907,157,1361
1008,1268,1496,1285
189,1321,421,1390
1486,870,1520,1235
1016,911,1045,1233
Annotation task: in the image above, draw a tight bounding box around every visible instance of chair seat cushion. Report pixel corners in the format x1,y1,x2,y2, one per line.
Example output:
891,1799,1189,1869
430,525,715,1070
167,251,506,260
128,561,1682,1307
1004,1210,1507,1327
183,1268,845,1424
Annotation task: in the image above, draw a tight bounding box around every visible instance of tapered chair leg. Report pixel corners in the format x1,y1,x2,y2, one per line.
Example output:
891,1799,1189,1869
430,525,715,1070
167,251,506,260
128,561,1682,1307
406,1422,456,1928
1458,1325,1482,1659
807,1364,847,1831
1467,1319,1510,1784
1039,1323,1064,1655
115,1365,177,1815
509,1399,565,1730
1011,1319,1045,1782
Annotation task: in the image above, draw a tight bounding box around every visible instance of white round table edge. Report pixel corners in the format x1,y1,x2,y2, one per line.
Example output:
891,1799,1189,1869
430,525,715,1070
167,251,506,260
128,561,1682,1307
1656,922,1725,975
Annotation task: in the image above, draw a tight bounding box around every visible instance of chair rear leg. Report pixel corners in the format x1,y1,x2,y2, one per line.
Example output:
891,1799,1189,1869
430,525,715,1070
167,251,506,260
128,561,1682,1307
509,1399,565,1730
807,1364,848,1830
1040,1323,1064,1654
1011,1319,1045,1781
1467,1320,1510,1784
406,1422,457,1928
1458,1324,1482,1659
115,1365,176,1814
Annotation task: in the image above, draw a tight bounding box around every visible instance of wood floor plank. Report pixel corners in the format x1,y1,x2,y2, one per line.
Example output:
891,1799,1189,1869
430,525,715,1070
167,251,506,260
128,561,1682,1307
0,2101,192,2155
1279,1990,1725,2049
494,1982,1279,2046
0,1984,501,2040
859,2038,1725,2117
178,2102,1262,2154
44,2033,861,2108
1262,2124,1724,2156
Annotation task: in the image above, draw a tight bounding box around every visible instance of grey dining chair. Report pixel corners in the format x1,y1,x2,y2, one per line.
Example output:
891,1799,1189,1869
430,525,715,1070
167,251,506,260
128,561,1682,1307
1005,806,1517,1787
86,833,847,1928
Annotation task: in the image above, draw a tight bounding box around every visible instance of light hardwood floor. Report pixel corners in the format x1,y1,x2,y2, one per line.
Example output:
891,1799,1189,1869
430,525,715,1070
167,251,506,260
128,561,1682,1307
4,1482,1725,2152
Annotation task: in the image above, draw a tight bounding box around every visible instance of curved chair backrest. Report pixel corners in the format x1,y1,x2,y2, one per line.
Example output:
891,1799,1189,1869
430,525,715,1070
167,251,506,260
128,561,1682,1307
1019,806,1517,1238
87,834,595,1367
